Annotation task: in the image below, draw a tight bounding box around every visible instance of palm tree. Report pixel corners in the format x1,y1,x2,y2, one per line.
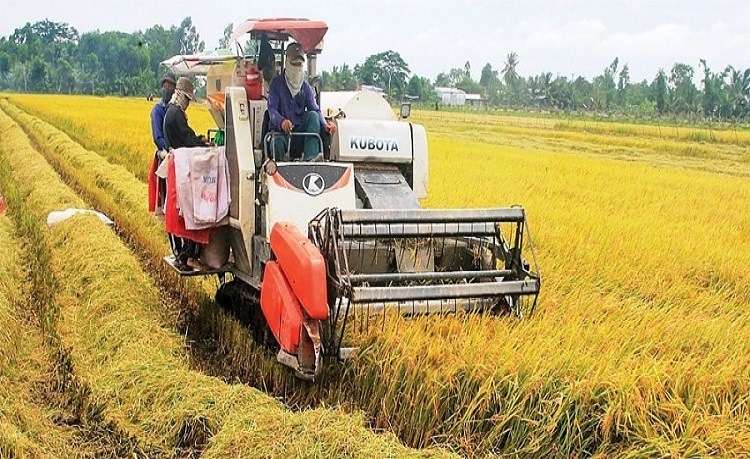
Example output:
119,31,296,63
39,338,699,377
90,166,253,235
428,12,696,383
502,52,518,85
537,72,553,107
502,52,520,105
726,65,750,119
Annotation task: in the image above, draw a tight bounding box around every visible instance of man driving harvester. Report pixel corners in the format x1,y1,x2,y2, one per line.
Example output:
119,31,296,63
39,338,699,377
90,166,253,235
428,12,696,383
267,42,336,161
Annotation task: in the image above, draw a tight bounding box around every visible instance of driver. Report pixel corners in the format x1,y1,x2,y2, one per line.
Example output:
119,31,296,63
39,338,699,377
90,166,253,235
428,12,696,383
267,42,336,161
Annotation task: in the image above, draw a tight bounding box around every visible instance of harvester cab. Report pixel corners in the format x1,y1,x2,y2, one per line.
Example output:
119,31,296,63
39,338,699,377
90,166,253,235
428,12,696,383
160,18,541,380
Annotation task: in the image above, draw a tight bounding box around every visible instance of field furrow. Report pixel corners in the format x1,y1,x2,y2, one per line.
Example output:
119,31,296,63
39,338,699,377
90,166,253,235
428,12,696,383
0,99,308,393
0,121,160,457
0,211,88,457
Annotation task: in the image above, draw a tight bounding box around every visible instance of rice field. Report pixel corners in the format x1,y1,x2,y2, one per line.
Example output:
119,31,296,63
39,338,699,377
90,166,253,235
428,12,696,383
1,93,749,457
0,207,87,458
0,97,454,458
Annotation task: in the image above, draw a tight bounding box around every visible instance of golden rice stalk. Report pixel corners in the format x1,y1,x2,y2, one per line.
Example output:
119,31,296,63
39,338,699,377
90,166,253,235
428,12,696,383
412,110,750,177
0,98,309,396
0,212,82,457
0,101,455,458
7,95,750,456
9,93,214,183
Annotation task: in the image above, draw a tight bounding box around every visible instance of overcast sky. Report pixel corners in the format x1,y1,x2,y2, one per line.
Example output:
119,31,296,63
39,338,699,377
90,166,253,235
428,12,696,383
2,0,749,83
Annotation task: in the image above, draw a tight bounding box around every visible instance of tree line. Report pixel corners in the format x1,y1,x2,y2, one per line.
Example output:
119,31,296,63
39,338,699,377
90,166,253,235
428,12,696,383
323,53,750,122
0,18,204,96
2,19,749,122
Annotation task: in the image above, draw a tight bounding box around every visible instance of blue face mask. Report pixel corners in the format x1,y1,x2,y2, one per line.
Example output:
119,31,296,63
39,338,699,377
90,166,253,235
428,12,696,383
162,88,174,103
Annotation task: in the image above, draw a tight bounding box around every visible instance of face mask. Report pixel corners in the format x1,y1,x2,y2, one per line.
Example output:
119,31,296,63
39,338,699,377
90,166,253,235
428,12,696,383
285,65,304,97
171,89,190,111
162,87,174,103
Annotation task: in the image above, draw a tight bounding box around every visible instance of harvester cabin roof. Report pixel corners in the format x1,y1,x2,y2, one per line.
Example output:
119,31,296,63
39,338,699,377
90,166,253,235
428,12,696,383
229,18,328,54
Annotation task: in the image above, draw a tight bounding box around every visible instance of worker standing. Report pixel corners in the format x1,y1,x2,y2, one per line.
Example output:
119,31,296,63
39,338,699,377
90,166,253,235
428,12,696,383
164,77,208,149
151,72,176,154
163,77,210,271
147,72,176,216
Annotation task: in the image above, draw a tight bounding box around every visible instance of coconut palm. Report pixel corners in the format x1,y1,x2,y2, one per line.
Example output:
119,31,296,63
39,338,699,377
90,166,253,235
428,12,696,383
502,52,521,105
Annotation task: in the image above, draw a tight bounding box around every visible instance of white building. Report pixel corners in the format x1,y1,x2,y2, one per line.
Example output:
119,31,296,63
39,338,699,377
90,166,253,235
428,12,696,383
465,93,485,107
435,87,466,106
359,84,387,97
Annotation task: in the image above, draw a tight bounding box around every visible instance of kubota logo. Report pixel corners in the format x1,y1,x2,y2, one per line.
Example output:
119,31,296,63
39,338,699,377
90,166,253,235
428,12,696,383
302,172,325,196
349,136,399,152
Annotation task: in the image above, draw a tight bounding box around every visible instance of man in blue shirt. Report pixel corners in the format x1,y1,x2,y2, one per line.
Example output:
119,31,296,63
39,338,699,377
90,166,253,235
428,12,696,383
148,72,176,218
267,43,336,161
150,72,177,156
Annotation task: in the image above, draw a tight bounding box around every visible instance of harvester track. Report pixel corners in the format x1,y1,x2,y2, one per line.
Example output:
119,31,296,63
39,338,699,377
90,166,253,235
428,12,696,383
214,280,280,352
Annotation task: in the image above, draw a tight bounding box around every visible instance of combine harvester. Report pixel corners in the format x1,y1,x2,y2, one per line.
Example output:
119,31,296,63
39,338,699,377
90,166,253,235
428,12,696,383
162,18,540,380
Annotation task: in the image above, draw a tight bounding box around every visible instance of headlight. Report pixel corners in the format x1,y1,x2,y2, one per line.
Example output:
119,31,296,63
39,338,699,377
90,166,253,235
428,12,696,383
263,159,278,176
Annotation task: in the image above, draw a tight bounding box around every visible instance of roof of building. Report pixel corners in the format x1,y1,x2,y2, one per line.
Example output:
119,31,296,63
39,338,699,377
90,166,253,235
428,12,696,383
360,84,385,93
435,87,466,94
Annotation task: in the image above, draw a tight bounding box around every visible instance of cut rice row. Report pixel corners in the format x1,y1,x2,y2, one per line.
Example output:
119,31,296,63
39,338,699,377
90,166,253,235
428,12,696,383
0,209,84,458
7,96,750,457
0,135,150,457
0,102,455,458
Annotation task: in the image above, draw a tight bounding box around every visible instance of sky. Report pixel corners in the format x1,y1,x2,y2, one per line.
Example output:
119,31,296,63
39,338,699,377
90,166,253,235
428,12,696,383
2,0,749,84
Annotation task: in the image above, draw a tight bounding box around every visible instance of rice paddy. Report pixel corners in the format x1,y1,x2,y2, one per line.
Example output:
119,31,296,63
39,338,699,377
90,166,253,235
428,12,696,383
1,93,749,457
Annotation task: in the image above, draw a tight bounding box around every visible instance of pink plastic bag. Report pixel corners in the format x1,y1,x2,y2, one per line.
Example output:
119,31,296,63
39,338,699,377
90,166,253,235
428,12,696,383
190,149,220,224
173,147,230,230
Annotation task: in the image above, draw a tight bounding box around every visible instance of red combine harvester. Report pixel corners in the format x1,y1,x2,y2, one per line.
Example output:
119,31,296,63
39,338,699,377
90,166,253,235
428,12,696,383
161,18,541,379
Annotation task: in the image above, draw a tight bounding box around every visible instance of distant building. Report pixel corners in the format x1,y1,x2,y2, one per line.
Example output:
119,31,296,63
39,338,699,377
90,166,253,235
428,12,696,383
359,84,387,97
435,87,466,106
465,93,485,107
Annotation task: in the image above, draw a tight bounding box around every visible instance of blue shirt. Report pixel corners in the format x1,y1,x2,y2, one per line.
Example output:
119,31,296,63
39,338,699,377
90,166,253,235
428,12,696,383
150,100,167,151
267,71,326,132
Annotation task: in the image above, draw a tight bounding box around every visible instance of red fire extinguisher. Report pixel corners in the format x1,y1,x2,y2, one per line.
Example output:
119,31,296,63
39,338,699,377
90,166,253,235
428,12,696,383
0,195,4,214
245,66,262,100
